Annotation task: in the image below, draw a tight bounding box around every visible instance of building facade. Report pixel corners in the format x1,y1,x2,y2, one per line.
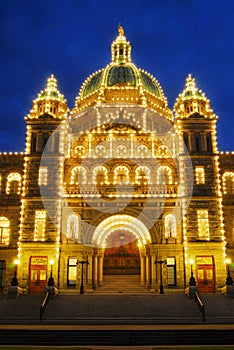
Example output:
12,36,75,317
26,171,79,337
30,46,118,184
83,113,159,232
1,26,234,294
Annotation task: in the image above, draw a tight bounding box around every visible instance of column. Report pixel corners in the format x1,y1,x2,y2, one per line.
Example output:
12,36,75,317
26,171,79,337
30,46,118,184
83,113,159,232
140,255,146,286
151,254,156,289
146,254,151,288
92,255,98,289
98,255,103,286
87,254,93,288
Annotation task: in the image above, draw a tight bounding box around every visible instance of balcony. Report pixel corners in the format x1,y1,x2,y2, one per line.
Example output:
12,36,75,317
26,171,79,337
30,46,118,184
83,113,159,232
64,183,178,197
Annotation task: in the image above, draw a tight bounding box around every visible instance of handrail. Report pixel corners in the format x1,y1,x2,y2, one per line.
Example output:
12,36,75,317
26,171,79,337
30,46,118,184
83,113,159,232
40,291,50,321
194,290,205,321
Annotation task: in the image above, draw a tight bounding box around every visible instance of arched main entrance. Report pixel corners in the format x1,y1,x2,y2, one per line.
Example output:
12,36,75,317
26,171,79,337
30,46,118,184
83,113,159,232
92,214,152,288
103,230,140,275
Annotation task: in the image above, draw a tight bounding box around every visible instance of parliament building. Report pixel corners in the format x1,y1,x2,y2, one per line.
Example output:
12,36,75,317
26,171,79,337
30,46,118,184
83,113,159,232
0,26,234,294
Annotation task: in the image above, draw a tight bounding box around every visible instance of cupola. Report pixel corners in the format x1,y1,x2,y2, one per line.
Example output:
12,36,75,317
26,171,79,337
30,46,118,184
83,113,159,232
26,75,69,120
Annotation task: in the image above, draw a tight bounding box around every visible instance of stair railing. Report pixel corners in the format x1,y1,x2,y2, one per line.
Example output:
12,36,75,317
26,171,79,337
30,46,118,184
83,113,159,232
194,290,205,321
40,291,50,321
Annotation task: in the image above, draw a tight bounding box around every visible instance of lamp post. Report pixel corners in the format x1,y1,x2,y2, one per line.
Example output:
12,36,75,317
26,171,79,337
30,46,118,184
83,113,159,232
155,259,166,294
77,259,89,294
225,258,233,285
11,259,19,286
189,258,196,286
48,259,55,286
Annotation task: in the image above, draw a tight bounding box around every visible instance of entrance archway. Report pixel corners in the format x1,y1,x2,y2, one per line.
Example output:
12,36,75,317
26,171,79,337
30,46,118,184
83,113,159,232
103,230,140,275
92,214,152,288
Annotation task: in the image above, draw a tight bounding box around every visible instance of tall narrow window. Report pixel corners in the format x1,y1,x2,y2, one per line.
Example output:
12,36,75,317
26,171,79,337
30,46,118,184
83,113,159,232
66,214,79,241
6,172,21,194
164,214,177,238
195,166,205,184
223,172,234,194
206,133,212,152
197,210,209,240
70,166,87,185
38,167,48,185
0,260,6,288
0,217,10,245
195,135,200,152
34,210,46,241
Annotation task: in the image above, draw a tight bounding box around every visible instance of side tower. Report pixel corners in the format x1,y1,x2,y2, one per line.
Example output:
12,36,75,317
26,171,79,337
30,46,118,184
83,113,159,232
174,74,226,292
18,75,68,293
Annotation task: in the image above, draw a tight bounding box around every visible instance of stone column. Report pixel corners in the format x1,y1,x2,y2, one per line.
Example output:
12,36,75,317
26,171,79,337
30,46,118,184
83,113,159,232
92,255,98,289
151,254,156,289
98,255,103,286
146,254,151,289
140,255,146,286
87,254,93,289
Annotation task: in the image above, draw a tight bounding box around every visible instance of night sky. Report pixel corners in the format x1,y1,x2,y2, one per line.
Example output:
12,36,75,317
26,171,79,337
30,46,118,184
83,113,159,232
0,0,233,152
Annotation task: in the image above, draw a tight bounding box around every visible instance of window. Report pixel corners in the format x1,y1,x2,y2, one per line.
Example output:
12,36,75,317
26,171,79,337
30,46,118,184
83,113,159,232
114,166,129,184
195,166,205,184
156,166,172,184
0,217,10,245
135,166,151,185
0,260,6,288
164,214,176,238
93,166,108,185
66,214,79,241
197,210,209,240
223,172,234,194
70,166,87,185
38,167,48,185
6,172,21,194
34,210,46,241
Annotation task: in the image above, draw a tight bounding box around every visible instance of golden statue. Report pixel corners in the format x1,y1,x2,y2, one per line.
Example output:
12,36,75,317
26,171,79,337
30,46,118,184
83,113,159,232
118,24,124,36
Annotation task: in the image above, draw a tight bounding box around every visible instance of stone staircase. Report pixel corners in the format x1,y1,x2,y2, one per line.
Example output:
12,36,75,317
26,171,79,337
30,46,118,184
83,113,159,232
94,274,150,294
42,293,203,324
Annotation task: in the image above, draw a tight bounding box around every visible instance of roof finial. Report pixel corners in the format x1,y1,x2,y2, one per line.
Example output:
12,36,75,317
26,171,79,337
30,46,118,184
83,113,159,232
118,23,124,36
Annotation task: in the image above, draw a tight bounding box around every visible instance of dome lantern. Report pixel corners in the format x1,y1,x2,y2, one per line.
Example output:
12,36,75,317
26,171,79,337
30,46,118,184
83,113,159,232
111,24,132,64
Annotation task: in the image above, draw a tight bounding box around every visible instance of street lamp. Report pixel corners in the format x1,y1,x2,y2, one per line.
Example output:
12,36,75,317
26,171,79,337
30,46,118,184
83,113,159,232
48,259,55,286
225,258,233,285
11,259,19,286
77,259,89,294
189,258,196,286
155,259,167,294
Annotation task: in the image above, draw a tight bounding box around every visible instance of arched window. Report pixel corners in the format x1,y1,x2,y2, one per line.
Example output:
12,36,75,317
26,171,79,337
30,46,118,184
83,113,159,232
135,166,151,185
164,214,176,239
6,172,21,194
93,166,108,185
0,217,10,245
74,145,86,158
95,145,107,157
136,145,149,157
66,214,79,241
116,145,128,158
70,166,87,185
223,172,234,194
156,166,172,184
114,166,129,184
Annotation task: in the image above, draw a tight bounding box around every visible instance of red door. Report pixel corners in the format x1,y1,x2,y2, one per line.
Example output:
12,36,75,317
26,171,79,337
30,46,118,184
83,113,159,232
29,256,48,294
196,256,215,293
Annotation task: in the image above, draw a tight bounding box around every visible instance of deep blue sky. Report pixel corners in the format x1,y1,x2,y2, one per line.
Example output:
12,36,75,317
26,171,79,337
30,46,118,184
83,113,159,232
0,0,233,152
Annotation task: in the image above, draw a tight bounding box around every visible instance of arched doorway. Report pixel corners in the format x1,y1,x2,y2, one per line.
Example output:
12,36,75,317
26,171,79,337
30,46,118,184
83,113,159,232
92,214,152,287
103,230,140,275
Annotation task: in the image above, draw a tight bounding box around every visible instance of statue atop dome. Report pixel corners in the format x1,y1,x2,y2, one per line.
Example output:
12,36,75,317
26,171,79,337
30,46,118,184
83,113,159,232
118,23,124,37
